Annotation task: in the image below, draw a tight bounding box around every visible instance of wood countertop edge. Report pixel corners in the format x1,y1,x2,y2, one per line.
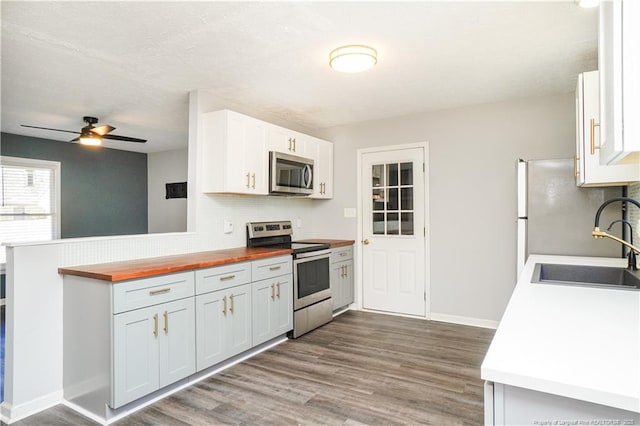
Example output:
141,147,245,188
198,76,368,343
58,248,293,282
295,239,355,248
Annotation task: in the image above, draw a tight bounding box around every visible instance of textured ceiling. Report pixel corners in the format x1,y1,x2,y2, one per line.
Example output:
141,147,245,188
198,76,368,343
1,1,598,153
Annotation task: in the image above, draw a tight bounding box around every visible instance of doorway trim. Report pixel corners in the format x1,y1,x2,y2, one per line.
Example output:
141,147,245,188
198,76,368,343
356,142,430,319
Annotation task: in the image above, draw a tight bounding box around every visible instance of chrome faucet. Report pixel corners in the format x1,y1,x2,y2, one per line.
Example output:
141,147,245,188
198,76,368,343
605,219,637,270
593,197,640,270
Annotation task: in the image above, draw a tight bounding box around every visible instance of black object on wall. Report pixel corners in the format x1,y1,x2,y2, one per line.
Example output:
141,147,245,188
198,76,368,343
0,132,148,238
165,182,187,199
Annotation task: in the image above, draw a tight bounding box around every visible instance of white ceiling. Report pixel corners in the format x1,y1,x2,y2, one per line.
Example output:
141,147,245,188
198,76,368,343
1,1,598,153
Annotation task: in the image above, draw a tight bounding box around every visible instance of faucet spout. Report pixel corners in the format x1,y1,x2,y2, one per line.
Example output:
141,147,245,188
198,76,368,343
593,197,640,270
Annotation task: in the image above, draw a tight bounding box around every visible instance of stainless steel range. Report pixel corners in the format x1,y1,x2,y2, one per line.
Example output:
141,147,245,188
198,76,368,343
247,221,333,338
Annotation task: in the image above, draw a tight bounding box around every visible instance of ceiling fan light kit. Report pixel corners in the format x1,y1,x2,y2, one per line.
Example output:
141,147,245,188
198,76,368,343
21,115,147,146
329,45,377,73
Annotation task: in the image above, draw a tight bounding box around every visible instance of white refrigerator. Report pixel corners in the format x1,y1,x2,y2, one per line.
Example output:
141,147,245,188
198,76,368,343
517,158,623,277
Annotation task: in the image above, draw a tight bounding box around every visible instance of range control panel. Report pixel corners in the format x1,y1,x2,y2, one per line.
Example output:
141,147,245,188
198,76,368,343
246,221,293,239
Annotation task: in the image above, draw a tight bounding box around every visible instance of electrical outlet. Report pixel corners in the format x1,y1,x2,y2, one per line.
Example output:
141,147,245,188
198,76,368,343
223,220,233,234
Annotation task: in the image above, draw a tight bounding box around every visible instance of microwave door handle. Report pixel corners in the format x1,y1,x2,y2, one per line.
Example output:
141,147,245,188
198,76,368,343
304,164,313,189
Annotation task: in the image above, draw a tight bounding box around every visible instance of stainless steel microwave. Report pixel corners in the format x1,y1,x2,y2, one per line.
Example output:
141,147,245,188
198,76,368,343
269,151,314,195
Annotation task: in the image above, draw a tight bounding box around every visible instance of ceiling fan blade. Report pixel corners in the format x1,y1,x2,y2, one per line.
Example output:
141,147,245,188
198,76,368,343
102,134,147,143
90,125,115,136
21,124,80,135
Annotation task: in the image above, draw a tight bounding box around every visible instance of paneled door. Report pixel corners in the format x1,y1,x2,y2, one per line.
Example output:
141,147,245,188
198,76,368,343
361,146,427,317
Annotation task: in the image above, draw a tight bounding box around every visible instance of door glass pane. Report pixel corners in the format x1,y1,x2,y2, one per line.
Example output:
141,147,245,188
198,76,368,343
401,188,413,210
400,162,413,185
373,213,385,234
401,212,414,235
387,212,399,235
387,163,398,186
372,189,385,210
370,160,417,237
372,165,384,187
387,188,398,210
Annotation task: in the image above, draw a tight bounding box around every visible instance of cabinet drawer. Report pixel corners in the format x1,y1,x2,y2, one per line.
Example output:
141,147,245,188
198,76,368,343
331,246,353,263
195,262,251,295
252,255,292,281
113,272,195,314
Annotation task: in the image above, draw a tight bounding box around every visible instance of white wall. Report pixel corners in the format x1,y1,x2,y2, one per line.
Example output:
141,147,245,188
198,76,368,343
314,93,576,324
148,148,188,233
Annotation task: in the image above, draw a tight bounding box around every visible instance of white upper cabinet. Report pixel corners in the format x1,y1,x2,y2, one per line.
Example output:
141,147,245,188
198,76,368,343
202,109,334,198
266,125,313,158
575,71,639,186
598,0,640,166
201,110,268,195
310,138,334,199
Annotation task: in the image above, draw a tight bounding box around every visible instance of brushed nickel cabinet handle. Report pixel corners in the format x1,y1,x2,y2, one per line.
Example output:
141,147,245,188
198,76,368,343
163,311,168,335
220,274,236,281
574,155,579,177
251,173,256,189
222,296,227,316
149,288,171,296
271,283,275,300
293,138,296,152
590,118,601,155
276,282,281,299
153,313,158,337
288,137,292,151
269,266,281,271
246,173,251,188
229,294,234,313
339,252,347,256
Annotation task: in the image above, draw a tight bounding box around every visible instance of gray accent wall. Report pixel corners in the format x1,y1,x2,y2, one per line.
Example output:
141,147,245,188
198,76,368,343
1,132,147,238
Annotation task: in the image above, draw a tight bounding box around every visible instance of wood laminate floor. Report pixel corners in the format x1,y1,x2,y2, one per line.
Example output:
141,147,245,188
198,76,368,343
10,311,494,426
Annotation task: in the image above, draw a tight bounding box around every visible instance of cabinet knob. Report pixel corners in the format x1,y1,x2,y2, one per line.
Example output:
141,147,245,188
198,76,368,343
362,239,370,245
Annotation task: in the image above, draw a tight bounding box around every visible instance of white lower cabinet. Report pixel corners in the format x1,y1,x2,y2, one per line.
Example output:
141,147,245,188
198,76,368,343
112,297,195,408
195,283,252,371
330,246,354,311
252,274,293,346
62,255,293,419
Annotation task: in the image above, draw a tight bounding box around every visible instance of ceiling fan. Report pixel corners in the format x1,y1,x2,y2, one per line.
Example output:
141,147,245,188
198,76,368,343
21,116,147,146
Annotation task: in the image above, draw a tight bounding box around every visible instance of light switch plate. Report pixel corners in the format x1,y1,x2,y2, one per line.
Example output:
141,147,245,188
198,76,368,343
344,208,357,218
223,220,233,234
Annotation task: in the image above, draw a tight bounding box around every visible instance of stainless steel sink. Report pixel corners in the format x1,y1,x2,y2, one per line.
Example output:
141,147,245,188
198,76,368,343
533,263,640,290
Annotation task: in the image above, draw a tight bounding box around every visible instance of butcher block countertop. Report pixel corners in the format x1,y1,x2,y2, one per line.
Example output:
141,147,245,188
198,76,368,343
58,247,292,282
296,239,355,248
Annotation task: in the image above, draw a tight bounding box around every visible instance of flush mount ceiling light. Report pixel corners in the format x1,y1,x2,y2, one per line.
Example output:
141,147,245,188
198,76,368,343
329,45,377,73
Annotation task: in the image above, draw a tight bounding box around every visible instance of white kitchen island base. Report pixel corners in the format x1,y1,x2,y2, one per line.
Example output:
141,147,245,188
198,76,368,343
482,255,640,425
485,382,640,425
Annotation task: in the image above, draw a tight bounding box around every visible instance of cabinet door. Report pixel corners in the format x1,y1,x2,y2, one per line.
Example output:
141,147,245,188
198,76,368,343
112,305,160,408
243,118,268,194
330,262,344,310
159,298,196,387
311,139,334,199
195,290,227,370
226,284,253,357
343,260,354,306
267,125,296,154
273,275,293,336
252,278,276,346
576,71,639,186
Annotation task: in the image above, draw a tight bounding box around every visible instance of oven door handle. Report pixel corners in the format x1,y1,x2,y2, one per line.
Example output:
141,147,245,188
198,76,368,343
303,164,313,189
295,249,332,259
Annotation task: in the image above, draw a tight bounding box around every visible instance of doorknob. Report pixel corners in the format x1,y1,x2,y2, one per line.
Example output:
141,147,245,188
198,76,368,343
362,239,370,245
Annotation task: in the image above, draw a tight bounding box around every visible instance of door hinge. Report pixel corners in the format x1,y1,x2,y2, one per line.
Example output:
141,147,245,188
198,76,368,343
422,162,425,173
424,227,426,237
424,292,426,301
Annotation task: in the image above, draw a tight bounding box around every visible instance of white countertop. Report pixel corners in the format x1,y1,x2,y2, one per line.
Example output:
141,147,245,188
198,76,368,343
481,254,640,413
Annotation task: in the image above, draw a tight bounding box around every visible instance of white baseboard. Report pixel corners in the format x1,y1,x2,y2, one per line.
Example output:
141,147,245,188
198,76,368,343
430,313,498,329
0,389,63,424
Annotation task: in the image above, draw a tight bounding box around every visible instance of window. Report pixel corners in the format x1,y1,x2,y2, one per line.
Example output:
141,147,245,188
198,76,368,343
0,156,61,263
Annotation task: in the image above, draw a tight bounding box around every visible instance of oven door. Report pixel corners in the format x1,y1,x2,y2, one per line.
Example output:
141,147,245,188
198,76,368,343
293,249,331,310
270,151,314,195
